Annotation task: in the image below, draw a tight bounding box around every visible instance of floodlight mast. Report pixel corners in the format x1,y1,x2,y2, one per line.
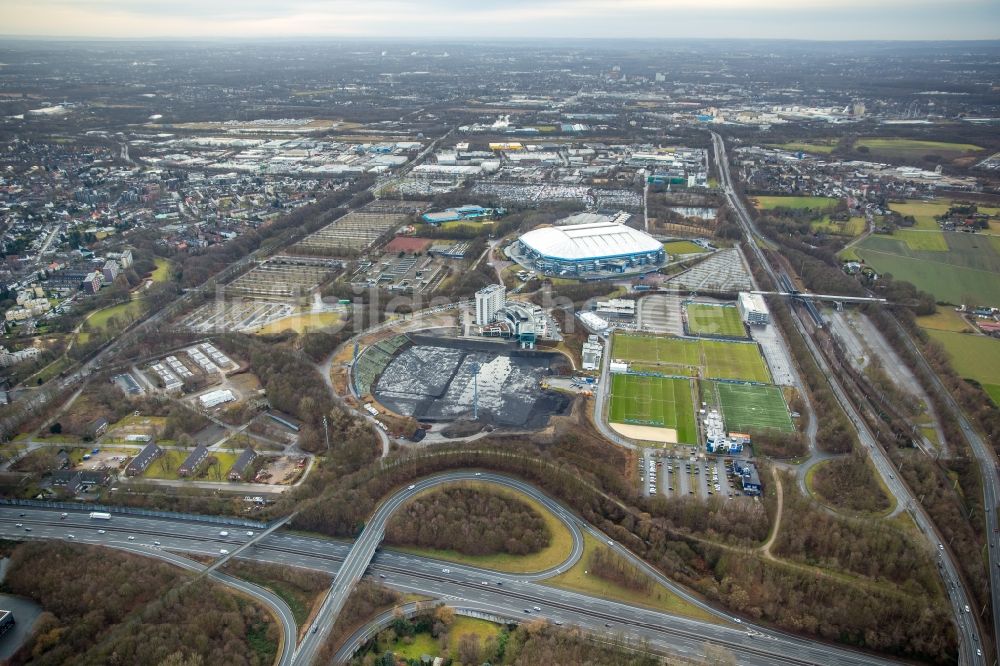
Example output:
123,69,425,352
471,362,479,421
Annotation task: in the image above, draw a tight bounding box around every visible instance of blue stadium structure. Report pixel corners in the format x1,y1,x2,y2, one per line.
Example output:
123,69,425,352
422,205,498,225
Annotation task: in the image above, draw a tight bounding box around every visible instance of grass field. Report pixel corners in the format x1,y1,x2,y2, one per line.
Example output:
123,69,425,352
754,195,840,212
853,232,1000,305
769,141,836,155
30,355,73,384
386,632,437,660
885,229,949,252
916,309,972,332
811,216,866,237
76,299,147,345
855,138,983,160
887,200,1000,234
441,220,488,232
390,482,575,573
685,303,746,338
926,330,1000,391
663,240,707,255
985,385,1000,408
142,449,238,481
88,300,145,330
150,257,172,283
716,383,794,433
256,311,341,335
384,617,501,660
702,340,771,383
614,334,701,369
608,374,697,442
543,533,717,622
612,333,770,383
888,201,953,230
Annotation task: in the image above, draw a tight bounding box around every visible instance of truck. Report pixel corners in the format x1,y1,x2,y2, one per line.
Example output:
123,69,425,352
89,512,111,520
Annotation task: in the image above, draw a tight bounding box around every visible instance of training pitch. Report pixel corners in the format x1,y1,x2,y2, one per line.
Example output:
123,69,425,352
612,333,771,383
685,303,746,338
608,374,696,444
716,383,794,433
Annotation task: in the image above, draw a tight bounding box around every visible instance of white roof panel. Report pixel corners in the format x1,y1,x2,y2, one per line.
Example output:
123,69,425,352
520,221,662,261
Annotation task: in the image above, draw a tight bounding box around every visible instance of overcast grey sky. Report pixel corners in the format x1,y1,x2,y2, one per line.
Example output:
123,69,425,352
1,0,999,40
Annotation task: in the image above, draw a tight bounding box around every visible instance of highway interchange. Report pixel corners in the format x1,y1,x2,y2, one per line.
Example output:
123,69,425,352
0,471,905,666
1,129,992,666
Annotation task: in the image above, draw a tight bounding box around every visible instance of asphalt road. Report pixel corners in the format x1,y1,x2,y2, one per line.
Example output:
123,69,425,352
0,490,904,666
291,470,585,665
711,130,984,665
886,313,1000,655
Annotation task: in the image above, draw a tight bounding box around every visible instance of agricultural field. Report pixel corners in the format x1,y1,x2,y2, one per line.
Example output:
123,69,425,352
887,200,1000,232
853,232,1000,305
754,195,840,211
612,333,771,383
768,141,837,154
608,374,697,443
663,240,707,255
885,229,949,252
715,383,794,433
685,303,746,338
926,330,1000,405
854,138,983,161
888,200,954,231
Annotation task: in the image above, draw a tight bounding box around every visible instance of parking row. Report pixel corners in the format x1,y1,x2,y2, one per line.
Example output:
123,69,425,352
640,451,746,500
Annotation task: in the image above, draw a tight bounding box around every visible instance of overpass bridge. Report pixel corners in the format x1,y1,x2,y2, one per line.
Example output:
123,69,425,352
750,290,887,304
202,513,296,577
291,471,586,665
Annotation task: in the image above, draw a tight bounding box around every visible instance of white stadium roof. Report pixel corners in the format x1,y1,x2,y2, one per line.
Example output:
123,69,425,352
519,221,662,261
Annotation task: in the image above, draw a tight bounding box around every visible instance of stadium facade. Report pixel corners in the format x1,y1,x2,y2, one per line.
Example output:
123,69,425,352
508,218,666,278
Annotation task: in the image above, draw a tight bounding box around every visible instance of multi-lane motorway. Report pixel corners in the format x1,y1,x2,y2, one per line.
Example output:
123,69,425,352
711,130,985,664
0,473,907,666
888,312,1000,654
292,471,584,665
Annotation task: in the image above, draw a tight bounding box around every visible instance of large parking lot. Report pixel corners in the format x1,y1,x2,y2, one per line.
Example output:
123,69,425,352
639,450,747,500
663,247,753,292
751,323,796,386
636,293,685,335
181,300,294,333
226,257,339,299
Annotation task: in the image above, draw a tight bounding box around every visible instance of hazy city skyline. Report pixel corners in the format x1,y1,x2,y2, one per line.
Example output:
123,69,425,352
1,0,999,41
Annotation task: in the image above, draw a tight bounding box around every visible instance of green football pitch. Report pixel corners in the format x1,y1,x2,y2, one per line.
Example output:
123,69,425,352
716,383,793,433
608,374,698,443
685,303,746,338
612,333,771,383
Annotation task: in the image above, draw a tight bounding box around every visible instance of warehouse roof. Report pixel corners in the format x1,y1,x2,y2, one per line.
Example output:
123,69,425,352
519,221,662,261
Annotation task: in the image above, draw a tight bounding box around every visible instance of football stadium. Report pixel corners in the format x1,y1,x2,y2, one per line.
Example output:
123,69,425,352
508,219,666,278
